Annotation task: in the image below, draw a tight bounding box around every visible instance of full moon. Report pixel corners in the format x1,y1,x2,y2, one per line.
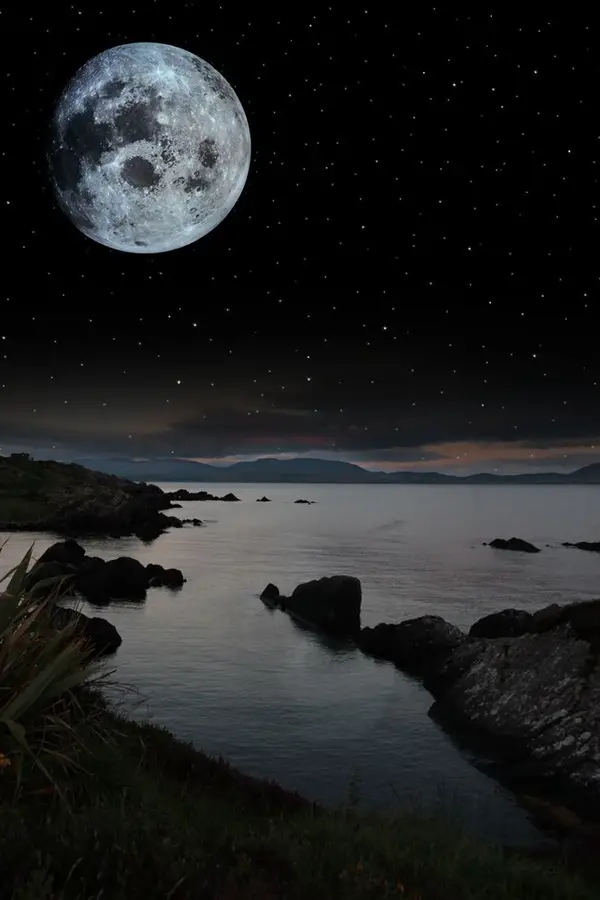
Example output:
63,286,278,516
47,42,251,254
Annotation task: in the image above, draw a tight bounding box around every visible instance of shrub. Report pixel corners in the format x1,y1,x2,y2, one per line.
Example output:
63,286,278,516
0,543,110,801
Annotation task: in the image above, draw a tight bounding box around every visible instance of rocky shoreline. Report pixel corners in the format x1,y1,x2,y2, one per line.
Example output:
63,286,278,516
0,454,206,541
260,576,600,834
22,538,186,657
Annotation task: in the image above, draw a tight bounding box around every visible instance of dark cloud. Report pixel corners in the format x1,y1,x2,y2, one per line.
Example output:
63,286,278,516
0,343,599,468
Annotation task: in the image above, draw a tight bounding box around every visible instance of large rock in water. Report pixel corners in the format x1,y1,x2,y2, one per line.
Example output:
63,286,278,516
24,541,185,604
358,615,469,675
38,537,86,568
430,600,600,816
488,537,541,553
284,575,361,636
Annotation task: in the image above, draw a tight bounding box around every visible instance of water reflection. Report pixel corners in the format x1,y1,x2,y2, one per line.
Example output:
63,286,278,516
3,483,600,849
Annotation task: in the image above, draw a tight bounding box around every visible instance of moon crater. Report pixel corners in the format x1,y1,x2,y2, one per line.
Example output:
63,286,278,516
48,43,251,253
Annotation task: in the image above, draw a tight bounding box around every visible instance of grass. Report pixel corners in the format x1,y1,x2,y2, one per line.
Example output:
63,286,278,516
1,546,599,899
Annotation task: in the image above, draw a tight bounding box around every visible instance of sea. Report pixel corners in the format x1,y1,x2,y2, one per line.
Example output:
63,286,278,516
2,482,599,847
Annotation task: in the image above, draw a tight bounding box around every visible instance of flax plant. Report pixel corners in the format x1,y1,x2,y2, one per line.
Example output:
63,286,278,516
0,543,111,800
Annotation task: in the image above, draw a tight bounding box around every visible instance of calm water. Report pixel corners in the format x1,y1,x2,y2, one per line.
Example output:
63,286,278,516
2,483,600,847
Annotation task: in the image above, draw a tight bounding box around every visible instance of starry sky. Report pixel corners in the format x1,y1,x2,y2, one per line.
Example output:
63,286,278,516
0,7,598,475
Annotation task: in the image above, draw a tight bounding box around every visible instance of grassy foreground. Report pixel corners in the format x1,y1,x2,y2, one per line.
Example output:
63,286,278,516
1,548,598,900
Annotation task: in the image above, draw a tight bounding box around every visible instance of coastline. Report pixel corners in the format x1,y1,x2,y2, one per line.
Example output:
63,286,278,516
2,459,600,895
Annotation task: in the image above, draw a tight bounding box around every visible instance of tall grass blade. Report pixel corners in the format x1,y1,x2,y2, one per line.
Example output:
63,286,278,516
4,543,35,594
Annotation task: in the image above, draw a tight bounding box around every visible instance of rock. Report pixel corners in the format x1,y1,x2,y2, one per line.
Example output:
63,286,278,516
562,598,600,643
51,605,122,657
32,541,186,603
256,496,271,502
146,563,186,588
285,575,361,636
0,456,178,540
358,615,469,676
38,538,86,568
135,520,167,542
294,499,315,505
73,557,109,604
470,608,533,639
563,541,600,553
531,603,565,633
261,583,280,602
488,537,541,553
431,623,600,815
165,489,240,502
91,557,149,600
260,583,284,608
423,638,487,696
181,517,203,527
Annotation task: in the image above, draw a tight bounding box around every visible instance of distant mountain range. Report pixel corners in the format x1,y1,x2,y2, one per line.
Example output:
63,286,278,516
70,456,600,485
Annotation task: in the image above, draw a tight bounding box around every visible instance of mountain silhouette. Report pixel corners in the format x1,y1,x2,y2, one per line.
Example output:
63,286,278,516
71,456,600,484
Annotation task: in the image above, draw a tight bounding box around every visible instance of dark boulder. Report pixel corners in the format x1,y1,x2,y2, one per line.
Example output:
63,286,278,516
19,541,186,604
285,575,361,636
260,583,284,608
563,541,600,553
531,603,565,633
256,496,271,502
92,557,149,600
488,537,541,553
135,521,167,542
146,563,186,588
165,488,240,502
51,605,122,657
38,538,86,568
221,493,240,502
358,615,469,676
261,583,280,602
74,556,111,604
134,512,183,542
562,598,600,644
470,608,533,639
431,624,600,814
294,499,315,505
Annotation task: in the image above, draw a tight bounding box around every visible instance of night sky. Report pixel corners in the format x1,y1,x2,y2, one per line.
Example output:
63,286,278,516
1,8,598,474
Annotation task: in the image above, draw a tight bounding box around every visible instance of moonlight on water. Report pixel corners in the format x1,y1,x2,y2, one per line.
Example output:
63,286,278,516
47,42,251,254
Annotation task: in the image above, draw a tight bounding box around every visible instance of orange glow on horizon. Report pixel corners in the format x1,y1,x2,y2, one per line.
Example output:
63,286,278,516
184,439,600,474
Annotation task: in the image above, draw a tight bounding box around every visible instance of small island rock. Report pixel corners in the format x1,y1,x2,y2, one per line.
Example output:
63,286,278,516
488,537,541,553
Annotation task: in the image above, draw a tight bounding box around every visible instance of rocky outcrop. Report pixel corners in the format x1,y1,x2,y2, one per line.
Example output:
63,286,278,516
469,608,533,638
260,575,361,636
258,573,600,824
562,541,600,553
25,539,185,604
430,619,600,818
260,583,281,607
372,598,600,821
0,454,203,540
294,499,315,505
485,537,541,553
256,496,271,502
357,616,469,676
51,605,122,657
165,489,240,502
